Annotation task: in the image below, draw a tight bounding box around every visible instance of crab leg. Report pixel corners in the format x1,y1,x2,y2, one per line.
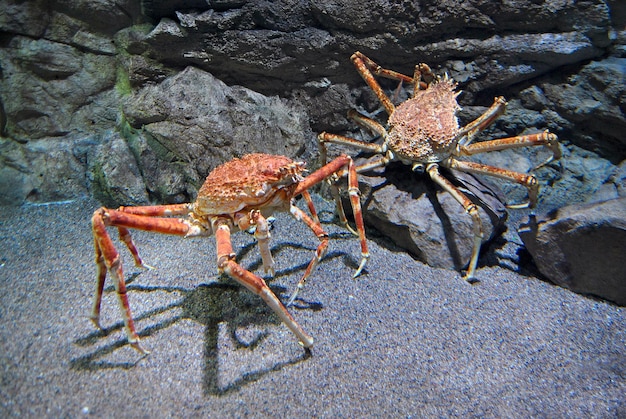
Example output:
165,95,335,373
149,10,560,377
104,204,193,267
287,155,369,303
91,208,193,354
353,51,414,85
318,132,385,165
426,164,484,282
412,63,437,94
347,109,389,138
114,203,192,216
286,204,330,306
457,130,561,169
296,155,368,270
91,234,108,333
456,96,508,146
352,52,437,103
249,210,276,276
214,219,314,349
299,190,321,224
445,159,539,209
351,51,397,116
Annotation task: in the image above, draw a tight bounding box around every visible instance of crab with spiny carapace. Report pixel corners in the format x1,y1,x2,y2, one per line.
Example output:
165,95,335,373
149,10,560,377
91,153,368,354
319,51,561,281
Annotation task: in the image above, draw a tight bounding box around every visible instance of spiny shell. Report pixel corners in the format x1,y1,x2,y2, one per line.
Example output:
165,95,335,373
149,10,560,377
387,78,460,163
194,153,305,215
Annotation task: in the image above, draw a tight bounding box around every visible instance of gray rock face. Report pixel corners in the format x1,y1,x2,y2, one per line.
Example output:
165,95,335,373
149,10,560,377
1,0,623,205
519,197,626,306
87,130,149,207
121,66,314,203
541,57,626,159
0,136,89,204
0,36,119,141
134,1,609,94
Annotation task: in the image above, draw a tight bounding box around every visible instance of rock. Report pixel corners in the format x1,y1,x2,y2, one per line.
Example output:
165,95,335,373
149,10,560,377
87,130,149,207
0,36,119,141
343,162,508,273
129,0,610,101
0,0,50,37
413,32,603,96
121,66,314,204
0,136,89,205
542,57,626,162
519,197,626,305
595,159,626,200
0,0,623,215
51,0,141,35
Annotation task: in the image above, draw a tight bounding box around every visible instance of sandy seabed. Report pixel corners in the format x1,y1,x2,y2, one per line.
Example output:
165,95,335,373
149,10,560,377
0,194,624,418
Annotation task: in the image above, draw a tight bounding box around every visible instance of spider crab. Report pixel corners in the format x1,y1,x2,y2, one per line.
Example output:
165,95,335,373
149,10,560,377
319,51,561,281
90,153,368,354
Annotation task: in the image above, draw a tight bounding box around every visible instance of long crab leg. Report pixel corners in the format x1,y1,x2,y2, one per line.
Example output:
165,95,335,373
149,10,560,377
213,219,314,349
444,159,540,209
91,208,193,354
248,210,276,276
346,109,389,138
114,203,192,216
299,190,321,224
353,51,414,85
286,204,330,306
352,52,437,103
457,130,561,169
318,132,386,165
292,155,369,294
426,164,484,282
351,51,398,116
296,155,368,269
456,96,508,146
111,203,194,267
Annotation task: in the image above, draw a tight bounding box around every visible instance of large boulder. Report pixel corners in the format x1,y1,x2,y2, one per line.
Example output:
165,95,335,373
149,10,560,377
118,66,314,204
541,57,626,161
519,197,626,305
342,162,508,273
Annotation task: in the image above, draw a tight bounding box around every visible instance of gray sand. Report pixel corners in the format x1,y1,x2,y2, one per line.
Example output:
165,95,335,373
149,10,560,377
0,195,624,417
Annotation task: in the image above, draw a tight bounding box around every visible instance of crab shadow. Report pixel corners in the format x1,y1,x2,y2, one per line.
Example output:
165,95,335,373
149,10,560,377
71,236,357,395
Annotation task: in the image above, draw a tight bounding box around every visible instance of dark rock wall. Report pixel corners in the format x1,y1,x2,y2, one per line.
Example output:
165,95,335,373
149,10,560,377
0,0,624,207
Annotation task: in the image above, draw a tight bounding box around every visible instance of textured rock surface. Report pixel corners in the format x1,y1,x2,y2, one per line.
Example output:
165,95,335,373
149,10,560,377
519,197,626,305
1,0,624,205
345,163,508,273
121,66,314,203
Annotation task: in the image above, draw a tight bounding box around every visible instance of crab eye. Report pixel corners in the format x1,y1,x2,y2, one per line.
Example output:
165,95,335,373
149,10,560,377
411,163,425,173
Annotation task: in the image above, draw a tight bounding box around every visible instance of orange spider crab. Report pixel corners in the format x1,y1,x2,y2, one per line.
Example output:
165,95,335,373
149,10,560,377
319,51,561,281
90,153,368,354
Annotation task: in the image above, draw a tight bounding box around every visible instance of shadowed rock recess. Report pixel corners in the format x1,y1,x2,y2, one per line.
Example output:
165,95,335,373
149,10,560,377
1,0,624,302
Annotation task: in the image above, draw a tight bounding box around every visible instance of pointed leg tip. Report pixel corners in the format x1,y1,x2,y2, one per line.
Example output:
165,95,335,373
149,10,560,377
352,260,368,278
299,337,314,350
286,296,297,308
506,202,531,210
89,316,103,331
130,341,150,356
462,272,479,284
